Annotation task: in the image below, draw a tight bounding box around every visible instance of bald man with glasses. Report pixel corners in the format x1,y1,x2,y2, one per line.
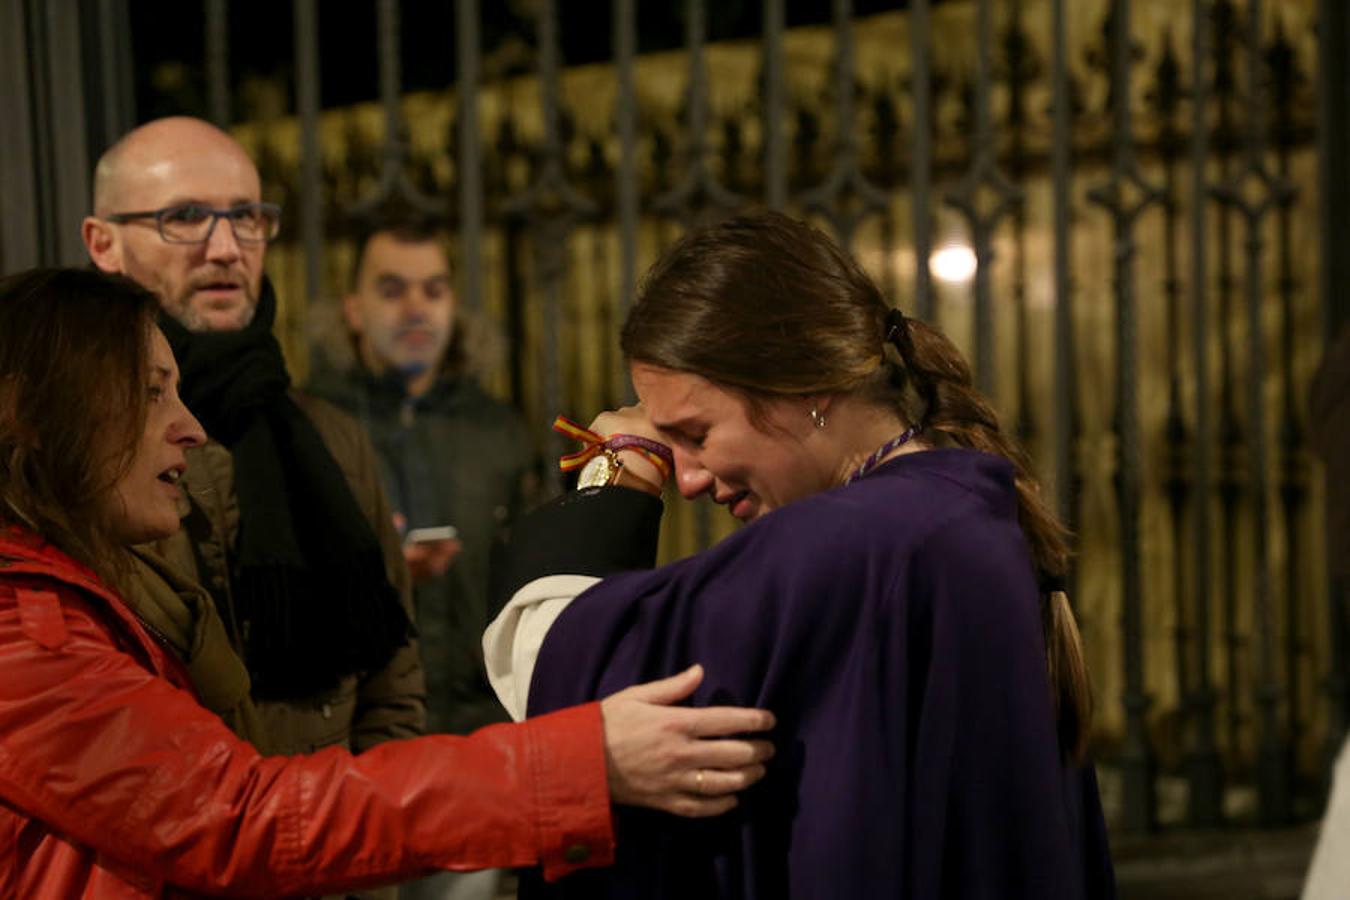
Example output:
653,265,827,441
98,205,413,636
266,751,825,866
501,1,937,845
82,118,425,764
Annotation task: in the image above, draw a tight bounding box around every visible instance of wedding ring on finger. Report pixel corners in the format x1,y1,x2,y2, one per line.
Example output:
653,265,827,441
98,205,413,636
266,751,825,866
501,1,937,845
695,768,706,795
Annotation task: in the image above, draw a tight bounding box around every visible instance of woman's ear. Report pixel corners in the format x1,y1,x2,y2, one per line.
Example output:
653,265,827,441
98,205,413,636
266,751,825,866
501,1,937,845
800,393,836,434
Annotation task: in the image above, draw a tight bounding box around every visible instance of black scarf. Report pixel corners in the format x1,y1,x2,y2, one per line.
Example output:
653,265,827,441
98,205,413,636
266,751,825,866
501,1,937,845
160,281,410,700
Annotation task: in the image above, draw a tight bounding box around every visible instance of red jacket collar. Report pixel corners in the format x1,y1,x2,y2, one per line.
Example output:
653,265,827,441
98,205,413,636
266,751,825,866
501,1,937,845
0,523,200,698
0,524,133,617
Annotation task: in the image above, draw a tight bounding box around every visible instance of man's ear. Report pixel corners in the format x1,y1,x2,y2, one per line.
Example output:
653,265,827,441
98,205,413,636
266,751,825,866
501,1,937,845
82,216,123,273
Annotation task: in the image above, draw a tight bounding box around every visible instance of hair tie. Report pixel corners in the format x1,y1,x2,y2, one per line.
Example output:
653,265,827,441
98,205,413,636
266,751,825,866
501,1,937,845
884,307,907,345
883,307,934,425
884,307,915,358
1039,571,1069,595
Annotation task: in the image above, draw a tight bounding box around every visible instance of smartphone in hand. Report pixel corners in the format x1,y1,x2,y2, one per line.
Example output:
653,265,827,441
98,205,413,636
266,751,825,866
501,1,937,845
401,525,461,584
404,525,459,545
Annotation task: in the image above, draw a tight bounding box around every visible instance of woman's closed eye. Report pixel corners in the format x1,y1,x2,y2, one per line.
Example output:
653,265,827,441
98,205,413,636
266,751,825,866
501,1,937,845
670,429,706,450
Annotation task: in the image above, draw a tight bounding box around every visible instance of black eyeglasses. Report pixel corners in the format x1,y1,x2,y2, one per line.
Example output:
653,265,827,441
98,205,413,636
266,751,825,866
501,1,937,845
104,202,282,245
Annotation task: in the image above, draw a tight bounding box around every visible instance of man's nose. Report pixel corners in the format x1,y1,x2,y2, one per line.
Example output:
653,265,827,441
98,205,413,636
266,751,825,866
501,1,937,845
402,289,430,318
203,216,242,263
673,448,712,500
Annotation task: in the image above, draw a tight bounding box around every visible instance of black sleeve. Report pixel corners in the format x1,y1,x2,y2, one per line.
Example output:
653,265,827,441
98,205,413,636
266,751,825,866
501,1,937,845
488,487,663,617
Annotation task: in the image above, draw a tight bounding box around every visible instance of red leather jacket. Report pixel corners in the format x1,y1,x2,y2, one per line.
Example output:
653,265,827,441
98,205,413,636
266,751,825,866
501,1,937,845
0,528,613,898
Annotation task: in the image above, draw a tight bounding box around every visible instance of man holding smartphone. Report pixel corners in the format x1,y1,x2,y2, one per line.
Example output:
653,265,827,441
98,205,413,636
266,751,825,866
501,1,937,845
311,216,532,900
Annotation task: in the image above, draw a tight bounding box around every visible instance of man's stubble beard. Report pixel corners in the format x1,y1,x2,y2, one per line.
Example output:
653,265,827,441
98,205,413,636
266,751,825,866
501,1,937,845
171,285,259,333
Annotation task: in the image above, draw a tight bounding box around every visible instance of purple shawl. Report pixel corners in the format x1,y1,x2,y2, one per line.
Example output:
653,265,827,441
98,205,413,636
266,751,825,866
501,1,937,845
524,449,1114,899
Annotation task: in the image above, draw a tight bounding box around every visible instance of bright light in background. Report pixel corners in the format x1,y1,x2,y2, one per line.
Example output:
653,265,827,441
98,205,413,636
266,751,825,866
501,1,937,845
929,243,977,283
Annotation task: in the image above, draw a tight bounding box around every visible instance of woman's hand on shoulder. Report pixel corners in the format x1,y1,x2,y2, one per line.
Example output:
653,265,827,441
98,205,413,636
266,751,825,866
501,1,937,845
598,664,775,817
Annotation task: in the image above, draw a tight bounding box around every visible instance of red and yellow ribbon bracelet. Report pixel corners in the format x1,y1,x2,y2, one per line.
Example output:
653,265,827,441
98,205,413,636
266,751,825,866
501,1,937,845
552,415,674,481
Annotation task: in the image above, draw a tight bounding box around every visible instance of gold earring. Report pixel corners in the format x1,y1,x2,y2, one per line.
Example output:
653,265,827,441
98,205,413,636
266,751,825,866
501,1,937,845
810,406,826,429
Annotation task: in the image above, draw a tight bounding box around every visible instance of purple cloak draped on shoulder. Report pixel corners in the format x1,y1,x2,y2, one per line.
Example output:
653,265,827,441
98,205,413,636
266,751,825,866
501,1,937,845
525,449,1115,899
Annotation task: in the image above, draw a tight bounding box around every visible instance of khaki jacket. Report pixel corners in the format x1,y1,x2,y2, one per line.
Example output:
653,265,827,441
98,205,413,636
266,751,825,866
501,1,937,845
134,392,426,756
121,548,274,752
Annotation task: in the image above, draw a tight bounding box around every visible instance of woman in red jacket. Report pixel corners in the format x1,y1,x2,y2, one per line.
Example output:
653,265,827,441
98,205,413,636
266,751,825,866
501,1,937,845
0,268,773,898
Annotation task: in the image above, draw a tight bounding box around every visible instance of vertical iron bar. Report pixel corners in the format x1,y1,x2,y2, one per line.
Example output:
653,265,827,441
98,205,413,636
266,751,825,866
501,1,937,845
91,0,136,148
943,0,1020,399
613,0,638,402
763,0,786,210
590,215,618,408
614,0,638,312
457,0,484,313
1113,0,1152,830
40,0,90,266
1236,0,1289,826
875,71,902,304
687,0,707,200
492,0,595,479
1158,44,1191,795
504,217,527,409
205,0,230,126
1007,0,1034,449
688,0,712,551
1218,343,1243,761
538,0,565,478
795,0,887,246
1210,0,1299,825
113,0,136,128
17,0,59,265
293,0,323,312
537,0,560,185
1270,21,1307,812
1051,0,1077,529
1086,0,1164,832
910,0,933,320
1187,0,1223,827
377,0,403,177
1213,0,1245,774
649,0,739,546
0,0,39,270
875,77,902,304
828,0,857,245
1277,219,1304,792
653,0,741,228
350,0,441,219
971,0,996,395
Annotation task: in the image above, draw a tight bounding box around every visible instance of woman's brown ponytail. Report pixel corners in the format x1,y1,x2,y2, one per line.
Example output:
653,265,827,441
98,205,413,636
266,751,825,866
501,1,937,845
893,315,1093,763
